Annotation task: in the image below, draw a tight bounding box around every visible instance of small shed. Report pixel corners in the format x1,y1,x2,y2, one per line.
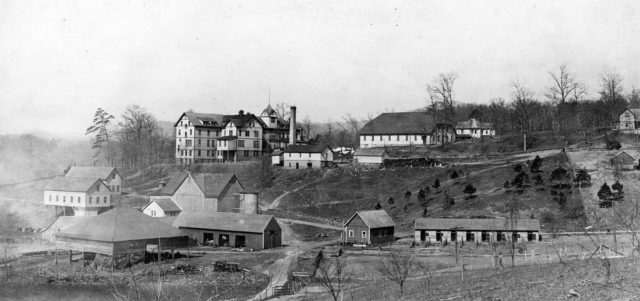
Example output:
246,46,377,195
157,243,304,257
343,210,395,245
271,150,283,166
55,208,188,267
611,150,636,171
353,148,389,166
172,211,282,249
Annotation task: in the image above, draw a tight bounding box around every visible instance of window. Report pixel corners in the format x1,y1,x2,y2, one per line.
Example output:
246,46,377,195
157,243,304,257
190,129,193,136
207,130,210,136
388,135,391,140
238,140,245,148
63,196,66,203
253,141,260,148
363,136,366,141
151,210,156,217
396,135,399,141
299,153,302,157
70,196,73,202
96,185,100,191
309,153,311,157
245,130,250,136
189,150,192,156
348,230,354,237
78,197,81,203
198,150,201,156
186,139,192,146
89,197,92,204
216,131,220,137
56,195,59,202
49,195,52,202
254,150,259,157
362,231,367,238
254,131,259,137
229,130,234,136
178,129,181,136
207,140,210,147
104,197,108,203
405,135,408,141
244,150,250,157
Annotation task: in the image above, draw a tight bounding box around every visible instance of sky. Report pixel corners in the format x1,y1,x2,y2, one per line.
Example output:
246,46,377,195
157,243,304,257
1,0,639,137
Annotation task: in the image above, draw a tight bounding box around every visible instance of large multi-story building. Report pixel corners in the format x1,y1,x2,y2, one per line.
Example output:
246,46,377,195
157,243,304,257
175,105,304,164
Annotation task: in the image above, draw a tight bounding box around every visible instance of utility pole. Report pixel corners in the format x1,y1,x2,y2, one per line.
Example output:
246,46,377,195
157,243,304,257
450,225,463,266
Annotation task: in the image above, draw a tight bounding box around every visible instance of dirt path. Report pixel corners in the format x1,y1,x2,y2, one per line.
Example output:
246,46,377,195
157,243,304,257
263,169,335,211
247,248,301,301
277,218,342,230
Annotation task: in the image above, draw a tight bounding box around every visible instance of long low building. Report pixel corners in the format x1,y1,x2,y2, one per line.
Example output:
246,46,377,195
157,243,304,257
172,211,282,249
414,218,541,243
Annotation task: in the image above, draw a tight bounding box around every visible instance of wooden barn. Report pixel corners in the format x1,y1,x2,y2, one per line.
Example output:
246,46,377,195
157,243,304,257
343,210,395,245
611,150,637,171
172,211,282,249
353,148,389,166
414,218,541,244
54,208,188,267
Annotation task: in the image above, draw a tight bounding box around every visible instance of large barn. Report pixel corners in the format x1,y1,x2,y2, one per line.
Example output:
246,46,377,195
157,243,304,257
172,211,282,249
414,218,541,244
54,208,188,267
343,210,395,245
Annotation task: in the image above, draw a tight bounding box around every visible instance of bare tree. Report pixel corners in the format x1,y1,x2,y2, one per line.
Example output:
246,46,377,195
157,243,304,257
342,114,362,147
546,64,578,104
301,115,313,140
317,257,349,301
506,198,520,268
273,102,291,120
117,105,162,168
427,72,458,124
377,246,416,295
600,70,626,125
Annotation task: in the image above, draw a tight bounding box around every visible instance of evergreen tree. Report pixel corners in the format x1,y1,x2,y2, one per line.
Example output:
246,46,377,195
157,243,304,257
433,179,440,189
374,202,382,210
450,170,459,179
463,183,477,199
612,181,624,194
597,183,612,202
530,155,543,173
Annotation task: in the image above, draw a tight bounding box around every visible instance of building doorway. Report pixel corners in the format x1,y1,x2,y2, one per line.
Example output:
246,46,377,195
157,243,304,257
497,231,504,242
436,231,443,242
481,231,490,242
420,230,427,242
450,231,457,241
203,232,213,244
465,231,475,242
219,234,229,247
235,235,246,248
307,162,312,168
296,163,299,169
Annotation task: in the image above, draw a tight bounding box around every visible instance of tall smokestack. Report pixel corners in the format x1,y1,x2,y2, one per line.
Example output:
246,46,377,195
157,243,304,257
289,106,297,145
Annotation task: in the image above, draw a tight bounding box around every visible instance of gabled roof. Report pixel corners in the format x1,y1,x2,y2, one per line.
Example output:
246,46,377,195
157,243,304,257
616,149,640,160
152,172,190,196
56,208,187,242
222,113,268,129
414,218,540,231
354,148,388,157
44,176,104,192
65,167,118,180
261,104,279,117
284,144,331,154
622,108,640,118
345,210,395,229
455,119,493,129
172,211,279,233
360,112,435,135
149,199,182,212
190,173,242,198
175,112,225,127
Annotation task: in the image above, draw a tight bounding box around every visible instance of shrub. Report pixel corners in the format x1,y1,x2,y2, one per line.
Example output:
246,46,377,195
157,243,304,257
463,183,477,199
432,179,440,189
450,170,459,179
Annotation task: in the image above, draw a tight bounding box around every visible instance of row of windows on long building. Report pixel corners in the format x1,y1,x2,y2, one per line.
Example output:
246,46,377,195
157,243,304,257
178,149,262,157
177,128,261,138
178,139,261,150
47,195,109,204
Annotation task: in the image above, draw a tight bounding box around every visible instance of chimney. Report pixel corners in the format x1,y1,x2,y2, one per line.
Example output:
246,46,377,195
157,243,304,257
239,110,244,116
289,106,297,145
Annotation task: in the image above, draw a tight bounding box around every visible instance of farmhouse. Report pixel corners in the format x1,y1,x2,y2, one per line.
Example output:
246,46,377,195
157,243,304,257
455,118,495,139
414,218,541,244
172,211,282,249
43,176,112,216
283,144,334,169
618,108,640,132
143,172,258,217
353,148,389,166
343,210,395,245
54,208,188,267
611,150,636,171
359,112,455,148
65,166,123,195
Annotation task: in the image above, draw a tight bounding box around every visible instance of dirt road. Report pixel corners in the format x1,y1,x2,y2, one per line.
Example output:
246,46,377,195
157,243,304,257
263,169,335,211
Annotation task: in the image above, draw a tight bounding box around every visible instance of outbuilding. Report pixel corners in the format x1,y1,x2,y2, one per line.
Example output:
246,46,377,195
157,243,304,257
172,211,282,249
611,150,636,171
271,150,283,166
54,208,188,268
343,210,395,245
414,218,540,244
353,148,389,166
283,144,334,169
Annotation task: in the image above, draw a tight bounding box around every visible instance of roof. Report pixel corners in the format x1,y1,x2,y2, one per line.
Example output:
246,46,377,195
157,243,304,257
414,218,540,231
152,172,189,196
222,113,268,129
191,173,241,198
56,207,187,242
345,210,395,229
44,176,103,192
455,119,493,129
622,108,640,117
151,199,181,212
65,167,118,180
271,150,283,156
354,148,388,157
261,104,278,117
175,112,225,127
284,144,331,154
360,112,435,135
616,149,640,160
172,211,279,233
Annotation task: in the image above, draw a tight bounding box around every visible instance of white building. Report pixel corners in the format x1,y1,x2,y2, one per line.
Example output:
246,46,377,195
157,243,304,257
359,112,455,148
65,166,122,195
353,148,389,166
216,112,266,162
414,218,540,244
282,144,334,169
455,119,495,139
43,176,112,216
619,108,640,132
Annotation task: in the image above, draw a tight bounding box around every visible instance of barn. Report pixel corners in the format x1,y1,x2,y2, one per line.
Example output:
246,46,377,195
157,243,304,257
343,210,395,245
353,148,389,166
611,150,637,171
413,218,541,244
54,208,188,267
172,211,282,249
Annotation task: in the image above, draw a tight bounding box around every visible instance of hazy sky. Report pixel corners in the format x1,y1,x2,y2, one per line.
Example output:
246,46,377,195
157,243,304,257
1,0,639,137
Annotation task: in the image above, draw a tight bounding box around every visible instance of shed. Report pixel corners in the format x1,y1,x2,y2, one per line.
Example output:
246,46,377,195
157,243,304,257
271,150,283,166
343,210,395,245
172,211,282,249
353,148,389,166
283,144,334,169
611,151,636,171
55,207,188,266
413,218,541,243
